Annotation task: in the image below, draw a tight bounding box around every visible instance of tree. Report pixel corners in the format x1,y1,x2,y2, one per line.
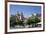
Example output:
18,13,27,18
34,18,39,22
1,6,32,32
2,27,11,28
26,14,41,27
10,15,16,28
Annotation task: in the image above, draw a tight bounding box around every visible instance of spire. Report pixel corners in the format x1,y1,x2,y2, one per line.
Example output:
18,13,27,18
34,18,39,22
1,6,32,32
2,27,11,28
16,11,20,16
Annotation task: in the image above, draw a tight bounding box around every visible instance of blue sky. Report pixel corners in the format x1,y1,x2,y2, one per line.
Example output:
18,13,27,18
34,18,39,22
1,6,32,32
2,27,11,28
10,4,41,17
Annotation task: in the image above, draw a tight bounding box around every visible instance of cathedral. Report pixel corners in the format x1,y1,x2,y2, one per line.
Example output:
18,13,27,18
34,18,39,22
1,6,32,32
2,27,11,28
15,11,24,22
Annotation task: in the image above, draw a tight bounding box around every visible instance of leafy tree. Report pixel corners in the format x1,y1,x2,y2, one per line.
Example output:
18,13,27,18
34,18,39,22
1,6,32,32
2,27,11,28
10,15,16,27
10,15,24,28
26,14,41,27
16,17,24,25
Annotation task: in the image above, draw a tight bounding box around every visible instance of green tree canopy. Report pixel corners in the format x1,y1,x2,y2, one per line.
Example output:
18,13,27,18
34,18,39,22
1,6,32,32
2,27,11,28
26,14,41,25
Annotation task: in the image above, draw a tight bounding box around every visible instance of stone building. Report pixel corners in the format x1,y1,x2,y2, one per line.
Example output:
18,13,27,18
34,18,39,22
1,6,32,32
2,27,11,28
15,11,24,22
